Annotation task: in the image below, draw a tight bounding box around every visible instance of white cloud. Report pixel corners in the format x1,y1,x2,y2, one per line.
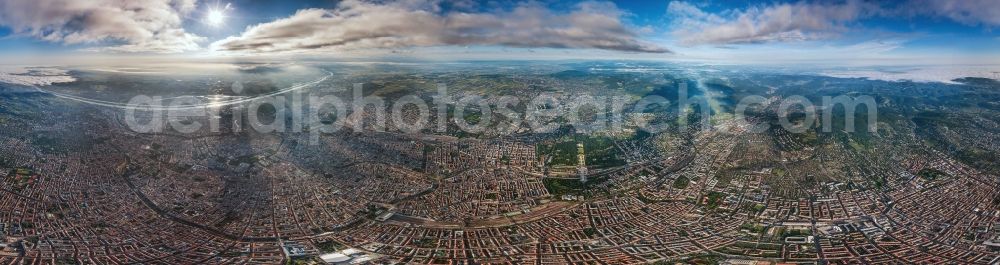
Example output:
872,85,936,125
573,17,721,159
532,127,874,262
212,0,668,54
0,0,204,53
172,0,198,15
672,39,912,65
668,0,875,46
0,67,76,86
667,0,1000,47
902,0,1000,27
821,65,1000,84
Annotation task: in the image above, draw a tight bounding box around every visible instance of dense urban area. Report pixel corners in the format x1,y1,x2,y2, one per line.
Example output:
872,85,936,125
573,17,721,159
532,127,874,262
1,61,999,264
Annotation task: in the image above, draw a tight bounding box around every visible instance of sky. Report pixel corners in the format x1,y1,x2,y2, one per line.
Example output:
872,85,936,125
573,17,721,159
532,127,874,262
0,0,998,65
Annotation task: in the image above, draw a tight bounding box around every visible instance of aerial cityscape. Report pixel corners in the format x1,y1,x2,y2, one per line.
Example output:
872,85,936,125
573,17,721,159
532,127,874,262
0,0,999,264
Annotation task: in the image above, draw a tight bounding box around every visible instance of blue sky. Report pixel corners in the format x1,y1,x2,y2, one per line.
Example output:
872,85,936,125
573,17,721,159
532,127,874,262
0,0,997,64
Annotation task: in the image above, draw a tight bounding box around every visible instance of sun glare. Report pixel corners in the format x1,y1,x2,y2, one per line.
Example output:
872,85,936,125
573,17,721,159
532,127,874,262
206,9,225,26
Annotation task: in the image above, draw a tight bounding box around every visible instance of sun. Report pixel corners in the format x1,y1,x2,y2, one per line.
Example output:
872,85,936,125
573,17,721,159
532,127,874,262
206,9,225,26
205,3,233,27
